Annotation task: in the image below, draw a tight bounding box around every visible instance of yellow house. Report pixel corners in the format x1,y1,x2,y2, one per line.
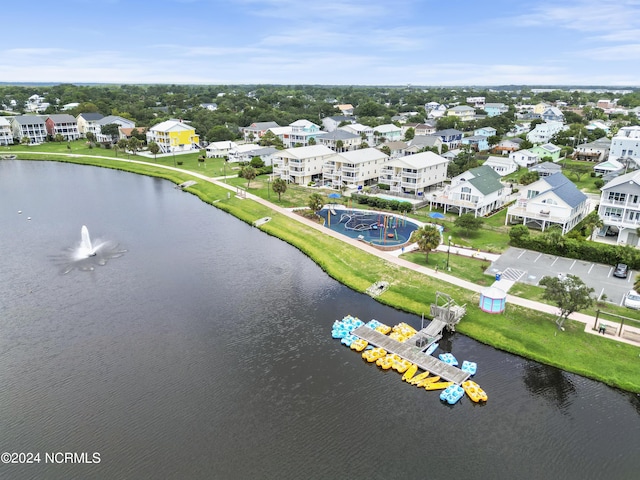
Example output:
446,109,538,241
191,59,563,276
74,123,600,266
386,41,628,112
146,119,200,154
533,102,549,115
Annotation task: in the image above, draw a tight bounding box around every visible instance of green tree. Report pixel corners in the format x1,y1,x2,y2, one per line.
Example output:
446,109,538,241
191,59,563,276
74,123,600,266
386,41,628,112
307,193,324,212
411,225,441,263
519,171,539,185
454,213,484,236
272,177,287,201
241,165,257,189
380,145,391,156
308,137,316,145
404,127,415,141
249,156,265,169
128,137,141,155
117,138,129,154
581,211,604,240
539,274,594,330
54,133,64,142
86,132,96,143
149,142,160,159
207,125,236,142
509,224,530,244
100,123,120,142
336,140,344,152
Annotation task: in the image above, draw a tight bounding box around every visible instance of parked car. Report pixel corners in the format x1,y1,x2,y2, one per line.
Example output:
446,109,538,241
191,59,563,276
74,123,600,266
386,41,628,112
613,263,629,278
624,290,640,309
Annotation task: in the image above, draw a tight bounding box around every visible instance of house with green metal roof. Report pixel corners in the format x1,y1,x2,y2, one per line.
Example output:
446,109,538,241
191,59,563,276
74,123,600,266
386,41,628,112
434,165,509,217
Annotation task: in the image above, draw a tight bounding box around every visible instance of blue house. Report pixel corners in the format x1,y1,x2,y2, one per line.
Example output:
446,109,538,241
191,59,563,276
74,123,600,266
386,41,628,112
461,135,489,152
484,103,508,117
474,127,497,138
433,129,463,149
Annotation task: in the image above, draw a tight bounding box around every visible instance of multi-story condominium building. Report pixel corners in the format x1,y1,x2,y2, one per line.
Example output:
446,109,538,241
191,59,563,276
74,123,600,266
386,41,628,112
96,115,136,143
322,148,389,189
0,117,14,145
10,115,47,144
272,145,335,185
76,113,104,137
434,165,508,217
609,126,640,164
506,173,588,234
597,170,640,246
315,129,361,152
146,119,199,154
45,114,80,141
379,151,448,197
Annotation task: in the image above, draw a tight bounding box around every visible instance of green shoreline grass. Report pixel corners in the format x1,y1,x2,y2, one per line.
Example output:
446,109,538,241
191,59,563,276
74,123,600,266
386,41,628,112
5,149,640,393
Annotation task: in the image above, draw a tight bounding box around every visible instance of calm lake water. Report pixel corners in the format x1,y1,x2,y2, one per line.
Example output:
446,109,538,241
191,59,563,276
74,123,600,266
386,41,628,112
1,160,639,480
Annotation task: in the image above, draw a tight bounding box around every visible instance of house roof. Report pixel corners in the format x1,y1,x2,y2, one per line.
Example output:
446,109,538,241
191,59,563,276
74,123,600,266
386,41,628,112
47,114,77,123
386,151,448,169
449,105,475,112
316,130,359,141
278,145,335,159
465,166,504,195
484,156,515,167
98,115,134,126
530,161,562,173
247,121,280,130
407,135,441,147
149,119,193,132
601,169,640,190
539,173,587,208
577,137,610,150
77,112,104,121
269,126,293,135
594,159,623,172
290,119,318,128
207,140,237,150
373,124,401,133
434,129,463,137
384,141,408,150
11,115,45,125
334,148,388,164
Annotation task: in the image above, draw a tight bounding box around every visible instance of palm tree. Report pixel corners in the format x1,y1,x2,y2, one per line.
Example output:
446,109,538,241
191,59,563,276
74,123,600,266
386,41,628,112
412,225,441,263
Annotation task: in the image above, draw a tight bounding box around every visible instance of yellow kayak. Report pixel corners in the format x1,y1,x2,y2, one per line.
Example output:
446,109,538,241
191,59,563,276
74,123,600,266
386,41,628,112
410,371,430,385
416,375,441,387
424,381,453,391
462,380,488,402
402,364,418,381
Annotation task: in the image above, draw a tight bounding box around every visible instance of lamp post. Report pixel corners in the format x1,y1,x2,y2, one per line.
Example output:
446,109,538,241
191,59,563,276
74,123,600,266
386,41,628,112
171,137,176,168
446,235,452,271
267,174,271,199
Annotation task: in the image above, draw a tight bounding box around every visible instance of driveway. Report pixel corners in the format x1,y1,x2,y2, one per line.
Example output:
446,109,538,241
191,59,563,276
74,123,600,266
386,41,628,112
486,247,636,306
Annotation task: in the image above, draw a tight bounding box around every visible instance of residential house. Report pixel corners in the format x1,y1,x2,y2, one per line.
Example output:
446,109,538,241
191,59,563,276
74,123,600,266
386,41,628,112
373,124,402,144
242,121,280,142
597,170,640,245
382,141,409,159
287,120,323,148
433,129,463,149
199,103,218,111
228,145,277,165
510,149,539,167
0,117,14,145
426,104,447,119
272,145,335,185
483,156,518,177
461,135,489,152
541,106,565,123
466,97,485,108
227,143,261,163
415,122,437,135
322,115,356,132
434,165,508,217
484,103,508,117
335,104,354,116
315,129,361,152
529,161,562,177
609,126,640,165
573,137,610,162
76,113,104,137
340,123,374,145
206,140,237,158
119,127,147,142
446,105,476,122
474,127,497,138
96,115,136,144
45,114,80,141
24,94,49,113
585,120,610,134
593,159,624,176
532,102,550,115
506,123,530,137
506,173,589,234
10,115,47,144
493,137,523,155
529,143,562,162
322,148,389,189
526,121,565,144
268,125,293,145
146,119,199,154
405,135,443,154
61,103,79,111
379,151,449,197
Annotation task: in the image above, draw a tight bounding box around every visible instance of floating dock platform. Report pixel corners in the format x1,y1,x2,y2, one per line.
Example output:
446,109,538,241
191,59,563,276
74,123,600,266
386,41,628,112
352,325,470,385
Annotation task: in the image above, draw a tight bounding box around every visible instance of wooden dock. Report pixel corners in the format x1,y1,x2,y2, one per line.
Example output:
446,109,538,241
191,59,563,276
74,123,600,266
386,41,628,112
352,325,470,385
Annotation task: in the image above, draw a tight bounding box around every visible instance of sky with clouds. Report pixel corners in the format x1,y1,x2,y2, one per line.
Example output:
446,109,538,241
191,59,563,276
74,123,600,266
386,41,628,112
3,0,640,86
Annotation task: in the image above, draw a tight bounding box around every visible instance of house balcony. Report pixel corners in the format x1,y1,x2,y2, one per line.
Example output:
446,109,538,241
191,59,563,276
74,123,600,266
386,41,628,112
600,199,640,209
401,171,418,179
341,165,358,174
602,215,640,229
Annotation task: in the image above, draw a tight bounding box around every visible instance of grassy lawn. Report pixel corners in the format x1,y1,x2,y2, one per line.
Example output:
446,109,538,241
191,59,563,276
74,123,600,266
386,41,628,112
3,145,640,393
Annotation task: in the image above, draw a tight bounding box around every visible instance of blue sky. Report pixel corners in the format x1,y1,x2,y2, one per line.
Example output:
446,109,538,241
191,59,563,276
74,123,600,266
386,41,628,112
3,0,640,86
